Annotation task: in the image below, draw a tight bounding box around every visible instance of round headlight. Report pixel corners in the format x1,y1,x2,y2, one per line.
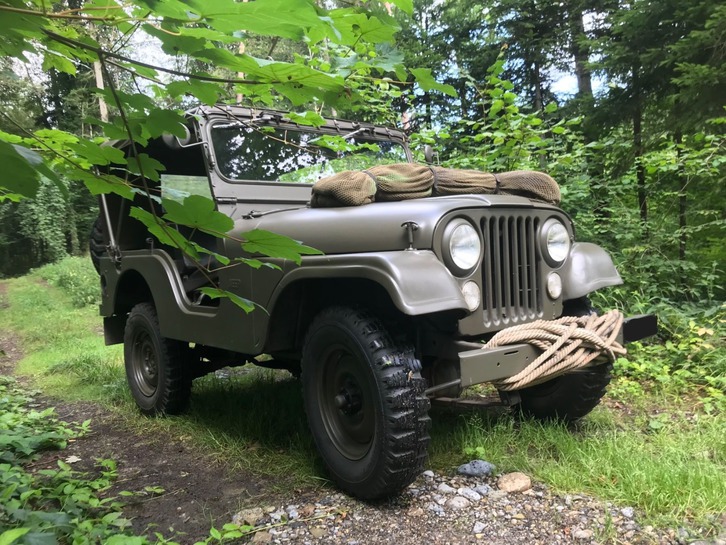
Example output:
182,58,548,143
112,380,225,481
542,219,571,265
444,220,481,275
547,272,563,299
462,281,481,311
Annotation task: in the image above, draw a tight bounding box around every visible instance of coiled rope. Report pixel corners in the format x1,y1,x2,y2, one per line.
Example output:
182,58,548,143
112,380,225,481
486,310,626,391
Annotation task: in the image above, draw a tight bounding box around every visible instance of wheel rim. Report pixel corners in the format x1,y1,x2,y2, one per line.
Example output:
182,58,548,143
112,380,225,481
130,329,158,398
317,344,375,461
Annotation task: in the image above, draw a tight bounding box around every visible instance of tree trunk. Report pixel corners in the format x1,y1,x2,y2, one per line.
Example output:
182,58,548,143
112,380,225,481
567,1,608,219
633,94,648,232
674,131,687,262
459,78,468,120
533,60,546,169
533,60,543,112
93,61,108,123
568,2,593,99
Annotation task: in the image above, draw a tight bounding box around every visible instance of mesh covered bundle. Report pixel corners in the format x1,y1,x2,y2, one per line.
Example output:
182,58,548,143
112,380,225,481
309,163,561,207
432,167,498,195
431,167,560,205
309,170,377,208
496,170,560,205
367,163,434,201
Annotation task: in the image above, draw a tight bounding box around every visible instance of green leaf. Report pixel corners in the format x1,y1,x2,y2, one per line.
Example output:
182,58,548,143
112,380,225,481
193,243,230,266
143,24,208,56
129,207,199,259
42,51,77,75
146,109,188,139
162,195,234,234
386,0,413,15
193,48,344,93
287,111,326,127
185,0,325,40
126,154,166,182
489,99,505,117
77,171,134,200
167,80,221,106
0,528,30,545
410,68,457,97
5,141,69,199
132,0,193,20
198,287,256,313
242,229,322,265
234,257,280,271
69,140,125,167
104,536,147,545
329,11,400,45
0,141,40,198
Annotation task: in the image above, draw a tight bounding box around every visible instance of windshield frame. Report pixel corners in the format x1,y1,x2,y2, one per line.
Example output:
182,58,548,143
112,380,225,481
205,116,412,186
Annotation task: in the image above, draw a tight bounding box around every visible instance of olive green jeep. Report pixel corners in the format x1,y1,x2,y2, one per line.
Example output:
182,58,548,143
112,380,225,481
93,105,656,499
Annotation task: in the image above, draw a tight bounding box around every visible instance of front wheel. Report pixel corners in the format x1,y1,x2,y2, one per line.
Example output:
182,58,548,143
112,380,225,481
512,364,612,423
510,297,612,423
124,303,192,415
301,307,430,499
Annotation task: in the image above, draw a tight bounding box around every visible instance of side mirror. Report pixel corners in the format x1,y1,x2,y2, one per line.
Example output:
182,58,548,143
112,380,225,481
162,125,196,149
424,144,435,164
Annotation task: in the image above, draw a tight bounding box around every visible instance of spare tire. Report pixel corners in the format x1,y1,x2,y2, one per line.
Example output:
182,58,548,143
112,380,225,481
89,215,105,274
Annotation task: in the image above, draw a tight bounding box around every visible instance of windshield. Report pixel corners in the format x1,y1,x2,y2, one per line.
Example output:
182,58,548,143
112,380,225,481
210,122,408,184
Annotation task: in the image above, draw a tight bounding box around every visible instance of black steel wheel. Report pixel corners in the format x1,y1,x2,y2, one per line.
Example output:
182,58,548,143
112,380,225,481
302,307,430,500
511,298,612,423
124,303,192,415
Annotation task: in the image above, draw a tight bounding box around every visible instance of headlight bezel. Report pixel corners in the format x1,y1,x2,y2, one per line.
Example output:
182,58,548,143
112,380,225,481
540,218,572,266
442,218,482,276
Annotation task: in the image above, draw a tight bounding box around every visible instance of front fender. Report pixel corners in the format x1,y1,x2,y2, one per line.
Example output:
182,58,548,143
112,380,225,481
560,242,623,300
270,250,468,315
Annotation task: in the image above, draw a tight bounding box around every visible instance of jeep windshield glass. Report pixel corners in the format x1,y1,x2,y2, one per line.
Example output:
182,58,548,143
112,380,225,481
210,122,408,184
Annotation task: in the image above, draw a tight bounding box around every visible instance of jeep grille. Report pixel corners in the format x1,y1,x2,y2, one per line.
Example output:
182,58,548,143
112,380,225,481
481,214,542,327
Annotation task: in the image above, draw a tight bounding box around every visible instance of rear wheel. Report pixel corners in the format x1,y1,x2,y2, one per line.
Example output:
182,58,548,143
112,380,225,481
124,303,192,415
89,216,105,274
302,307,430,499
511,298,612,423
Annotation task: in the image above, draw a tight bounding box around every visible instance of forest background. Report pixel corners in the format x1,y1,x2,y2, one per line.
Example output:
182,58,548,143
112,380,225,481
0,2,725,542
0,0,724,402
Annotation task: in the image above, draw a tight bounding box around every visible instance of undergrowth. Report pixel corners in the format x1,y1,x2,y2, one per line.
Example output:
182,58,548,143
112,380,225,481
0,376,254,545
34,257,100,308
610,301,726,413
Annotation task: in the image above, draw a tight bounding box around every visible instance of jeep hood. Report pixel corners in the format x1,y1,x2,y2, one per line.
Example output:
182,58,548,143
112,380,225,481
232,194,554,256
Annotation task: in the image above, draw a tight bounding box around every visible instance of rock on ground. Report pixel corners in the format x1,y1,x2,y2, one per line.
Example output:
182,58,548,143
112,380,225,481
497,472,532,493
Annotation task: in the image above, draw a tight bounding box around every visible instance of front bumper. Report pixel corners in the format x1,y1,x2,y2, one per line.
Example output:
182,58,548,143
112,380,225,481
455,314,657,389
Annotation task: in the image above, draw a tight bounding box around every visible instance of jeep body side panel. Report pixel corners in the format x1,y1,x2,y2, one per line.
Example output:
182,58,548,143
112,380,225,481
100,251,256,353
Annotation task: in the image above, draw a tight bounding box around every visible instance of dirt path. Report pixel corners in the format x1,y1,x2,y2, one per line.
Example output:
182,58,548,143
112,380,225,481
0,282,713,544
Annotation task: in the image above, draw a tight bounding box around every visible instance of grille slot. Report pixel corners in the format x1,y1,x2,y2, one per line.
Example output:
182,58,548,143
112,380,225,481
481,215,542,326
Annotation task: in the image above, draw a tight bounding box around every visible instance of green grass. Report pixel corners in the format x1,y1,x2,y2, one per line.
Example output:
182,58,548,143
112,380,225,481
429,407,725,528
1,256,724,532
0,265,320,491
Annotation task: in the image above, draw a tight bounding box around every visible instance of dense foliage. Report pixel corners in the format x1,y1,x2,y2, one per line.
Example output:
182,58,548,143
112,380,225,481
0,0,722,399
